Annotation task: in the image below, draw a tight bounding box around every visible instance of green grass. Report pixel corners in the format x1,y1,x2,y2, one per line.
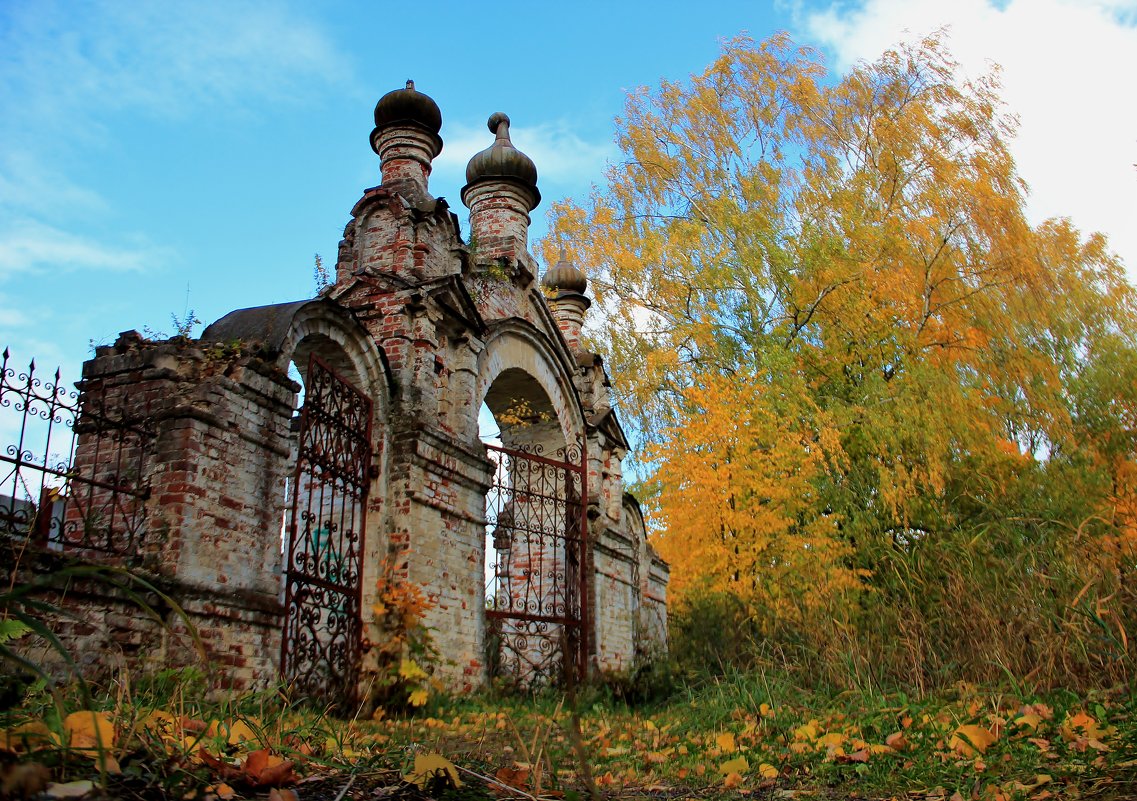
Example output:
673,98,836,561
1,667,1135,800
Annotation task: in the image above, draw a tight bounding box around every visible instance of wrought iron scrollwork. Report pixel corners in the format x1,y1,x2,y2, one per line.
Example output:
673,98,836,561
0,348,154,563
485,438,587,686
281,355,372,710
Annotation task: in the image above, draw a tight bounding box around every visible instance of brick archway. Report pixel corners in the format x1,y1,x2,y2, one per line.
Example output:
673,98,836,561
476,322,591,685
203,299,393,703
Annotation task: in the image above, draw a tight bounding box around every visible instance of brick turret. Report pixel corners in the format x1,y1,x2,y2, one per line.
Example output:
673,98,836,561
370,80,443,201
541,251,591,352
461,113,540,266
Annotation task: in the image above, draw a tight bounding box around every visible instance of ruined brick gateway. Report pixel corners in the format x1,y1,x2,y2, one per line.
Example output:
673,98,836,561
13,82,668,702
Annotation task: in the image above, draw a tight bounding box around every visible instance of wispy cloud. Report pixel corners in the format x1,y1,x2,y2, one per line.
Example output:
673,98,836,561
0,0,349,284
0,0,349,141
800,0,1137,272
0,217,161,277
0,153,108,219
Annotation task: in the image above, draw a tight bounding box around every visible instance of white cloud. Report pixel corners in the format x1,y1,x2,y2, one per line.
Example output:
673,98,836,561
0,152,108,219
802,0,1137,274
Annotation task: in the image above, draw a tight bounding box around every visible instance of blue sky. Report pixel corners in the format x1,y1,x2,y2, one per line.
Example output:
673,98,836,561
1,0,1135,386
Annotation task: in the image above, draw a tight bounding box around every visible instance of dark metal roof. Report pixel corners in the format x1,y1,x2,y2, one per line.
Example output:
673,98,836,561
200,299,313,352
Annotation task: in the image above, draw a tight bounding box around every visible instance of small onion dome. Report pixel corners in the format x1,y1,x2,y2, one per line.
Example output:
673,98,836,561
462,112,541,208
542,251,588,294
371,80,443,151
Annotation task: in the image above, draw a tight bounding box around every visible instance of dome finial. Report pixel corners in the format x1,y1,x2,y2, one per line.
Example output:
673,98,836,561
488,112,511,141
370,80,444,192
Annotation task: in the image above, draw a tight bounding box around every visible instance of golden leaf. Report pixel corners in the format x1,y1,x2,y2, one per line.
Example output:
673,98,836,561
1,721,54,754
715,731,736,753
398,659,428,681
816,732,845,751
949,724,996,756
793,722,818,742
225,720,259,746
719,755,749,775
62,711,115,754
406,753,462,789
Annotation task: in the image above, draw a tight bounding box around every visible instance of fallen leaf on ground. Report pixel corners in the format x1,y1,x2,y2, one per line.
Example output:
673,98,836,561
224,720,259,746
950,724,996,756
62,711,115,754
45,780,94,799
720,755,749,775
817,732,845,751
243,749,297,787
885,731,908,750
406,753,461,790
793,723,818,741
494,762,530,793
0,722,53,754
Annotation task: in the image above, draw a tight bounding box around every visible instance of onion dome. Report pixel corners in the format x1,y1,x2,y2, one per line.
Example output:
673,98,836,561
373,79,441,134
462,113,541,207
541,251,588,294
371,80,443,154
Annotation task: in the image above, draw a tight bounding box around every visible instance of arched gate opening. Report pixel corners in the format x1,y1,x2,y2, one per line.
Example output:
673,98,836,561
481,367,587,686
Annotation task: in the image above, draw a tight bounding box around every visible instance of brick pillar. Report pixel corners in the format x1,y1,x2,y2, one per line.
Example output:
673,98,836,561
463,181,539,264
541,252,591,352
71,333,296,689
549,293,590,352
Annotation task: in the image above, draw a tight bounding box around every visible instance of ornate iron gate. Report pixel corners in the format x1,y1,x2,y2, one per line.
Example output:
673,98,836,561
281,355,372,707
485,440,588,686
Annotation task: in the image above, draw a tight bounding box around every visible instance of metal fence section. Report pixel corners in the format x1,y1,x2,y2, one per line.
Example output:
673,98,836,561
281,354,373,709
485,439,588,686
0,348,154,559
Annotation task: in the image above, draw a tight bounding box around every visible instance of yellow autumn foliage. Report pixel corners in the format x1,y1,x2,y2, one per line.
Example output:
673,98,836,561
548,32,1137,689
652,372,861,629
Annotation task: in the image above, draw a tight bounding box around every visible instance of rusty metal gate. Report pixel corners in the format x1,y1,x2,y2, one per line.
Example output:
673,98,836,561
484,440,588,686
281,355,372,707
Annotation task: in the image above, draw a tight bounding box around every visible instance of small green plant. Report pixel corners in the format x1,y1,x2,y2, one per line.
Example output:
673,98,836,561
313,252,332,294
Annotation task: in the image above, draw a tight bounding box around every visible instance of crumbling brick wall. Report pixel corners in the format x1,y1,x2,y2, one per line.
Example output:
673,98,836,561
7,85,668,701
